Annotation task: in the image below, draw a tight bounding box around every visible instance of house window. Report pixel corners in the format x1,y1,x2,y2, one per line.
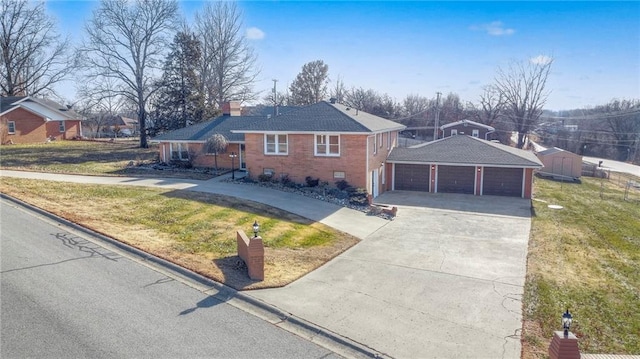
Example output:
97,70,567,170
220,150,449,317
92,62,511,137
451,129,458,136
373,135,377,154
7,121,15,134
334,171,345,179
378,133,383,148
315,134,340,156
59,121,65,133
170,143,189,161
265,134,287,155
386,131,391,150
472,129,479,137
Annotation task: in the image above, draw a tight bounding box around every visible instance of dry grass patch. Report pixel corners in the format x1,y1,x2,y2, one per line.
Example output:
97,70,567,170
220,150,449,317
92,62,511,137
522,176,639,358
0,177,358,290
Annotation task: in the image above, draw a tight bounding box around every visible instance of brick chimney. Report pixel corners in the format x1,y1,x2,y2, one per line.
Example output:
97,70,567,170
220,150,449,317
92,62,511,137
222,101,241,116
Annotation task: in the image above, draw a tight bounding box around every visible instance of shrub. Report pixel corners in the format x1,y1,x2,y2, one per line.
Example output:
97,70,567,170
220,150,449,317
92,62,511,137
348,187,369,206
170,160,192,169
258,173,273,182
305,176,319,187
280,174,291,185
335,179,350,190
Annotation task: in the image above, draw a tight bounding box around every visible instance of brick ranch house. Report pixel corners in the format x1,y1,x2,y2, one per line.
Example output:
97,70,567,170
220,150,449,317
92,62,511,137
152,100,406,198
153,101,542,199
0,96,82,144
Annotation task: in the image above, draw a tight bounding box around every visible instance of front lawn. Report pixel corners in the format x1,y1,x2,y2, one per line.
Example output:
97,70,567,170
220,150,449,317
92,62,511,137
0,177,358,290
0,140,214,180
522,176,639,357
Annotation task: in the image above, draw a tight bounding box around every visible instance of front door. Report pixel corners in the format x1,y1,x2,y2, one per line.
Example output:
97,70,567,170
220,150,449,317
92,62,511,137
371,169,379,198
240,144,246,169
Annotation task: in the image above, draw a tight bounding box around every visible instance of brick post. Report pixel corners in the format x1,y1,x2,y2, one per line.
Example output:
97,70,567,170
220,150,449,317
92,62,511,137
236,230,264,281
548,331,580,359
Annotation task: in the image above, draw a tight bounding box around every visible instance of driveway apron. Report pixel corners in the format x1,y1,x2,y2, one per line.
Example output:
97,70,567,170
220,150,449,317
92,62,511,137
248,191,532,359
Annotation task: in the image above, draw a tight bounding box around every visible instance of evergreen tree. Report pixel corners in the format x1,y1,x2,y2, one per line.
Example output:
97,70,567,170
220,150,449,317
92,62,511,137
289,60,329,105
151,31,213,134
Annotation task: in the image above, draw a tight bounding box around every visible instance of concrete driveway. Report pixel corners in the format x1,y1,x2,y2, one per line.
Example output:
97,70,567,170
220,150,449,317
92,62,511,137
248,191,533,358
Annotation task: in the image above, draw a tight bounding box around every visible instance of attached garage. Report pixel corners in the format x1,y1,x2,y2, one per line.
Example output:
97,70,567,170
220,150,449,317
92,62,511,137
483,167,523,197
437,165,475,194
394,164,430,191
386,135,543,199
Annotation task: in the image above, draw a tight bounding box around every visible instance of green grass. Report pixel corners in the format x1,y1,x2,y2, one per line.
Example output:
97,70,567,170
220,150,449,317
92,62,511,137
0,177,358,289
523,176,639,357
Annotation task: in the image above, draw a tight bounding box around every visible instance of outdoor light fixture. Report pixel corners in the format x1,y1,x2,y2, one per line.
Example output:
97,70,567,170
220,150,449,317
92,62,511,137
252,220,260,238
229,152,238,180
562,309,573,336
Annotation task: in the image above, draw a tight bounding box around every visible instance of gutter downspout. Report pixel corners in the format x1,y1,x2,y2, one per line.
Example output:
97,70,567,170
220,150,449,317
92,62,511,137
485,129,495,140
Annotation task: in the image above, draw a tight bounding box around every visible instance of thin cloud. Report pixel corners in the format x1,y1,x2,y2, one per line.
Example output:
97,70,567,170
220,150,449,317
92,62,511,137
246,27,265,40
471,21,515,36
530,55,553,65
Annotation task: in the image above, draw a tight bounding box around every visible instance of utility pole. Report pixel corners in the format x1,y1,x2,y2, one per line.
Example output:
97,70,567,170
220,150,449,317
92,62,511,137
272,79,278,117
433,92,441,141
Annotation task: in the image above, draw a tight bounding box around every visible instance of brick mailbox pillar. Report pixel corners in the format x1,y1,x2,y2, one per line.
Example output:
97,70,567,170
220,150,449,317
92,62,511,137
548,331,580,359
236,230,264,281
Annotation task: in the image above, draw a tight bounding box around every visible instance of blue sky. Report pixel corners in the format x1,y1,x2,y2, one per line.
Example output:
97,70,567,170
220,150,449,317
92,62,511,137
46,1,640,111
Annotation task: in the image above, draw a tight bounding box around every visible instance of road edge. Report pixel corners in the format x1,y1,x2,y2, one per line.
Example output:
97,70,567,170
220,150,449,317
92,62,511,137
0,193,388,359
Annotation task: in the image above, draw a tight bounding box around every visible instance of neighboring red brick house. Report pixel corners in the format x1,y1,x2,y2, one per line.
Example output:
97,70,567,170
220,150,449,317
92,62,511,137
440,119,495,140
152,100,406,198
1,96,82,144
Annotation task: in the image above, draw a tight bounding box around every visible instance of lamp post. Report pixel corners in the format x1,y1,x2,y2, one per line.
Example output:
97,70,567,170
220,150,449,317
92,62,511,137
229,152,237,179
562,309,573,337
252,220,260,238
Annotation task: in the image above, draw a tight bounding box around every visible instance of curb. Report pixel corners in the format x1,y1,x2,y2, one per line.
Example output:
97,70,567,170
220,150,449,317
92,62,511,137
0,193,387,359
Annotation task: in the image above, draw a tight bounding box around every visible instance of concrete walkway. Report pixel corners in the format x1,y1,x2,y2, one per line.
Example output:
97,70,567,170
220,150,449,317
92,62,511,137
1,170,531,358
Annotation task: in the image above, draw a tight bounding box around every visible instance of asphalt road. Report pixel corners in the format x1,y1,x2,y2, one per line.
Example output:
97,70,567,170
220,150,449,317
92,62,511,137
0,199,340,359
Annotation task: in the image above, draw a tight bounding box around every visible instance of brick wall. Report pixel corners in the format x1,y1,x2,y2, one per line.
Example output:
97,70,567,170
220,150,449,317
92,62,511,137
245,133,369,188
0,108,81,144
2,108,47,144
158,142,242,169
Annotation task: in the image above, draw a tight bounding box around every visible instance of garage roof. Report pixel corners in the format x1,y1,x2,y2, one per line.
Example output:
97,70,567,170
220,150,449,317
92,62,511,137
388,135,543,168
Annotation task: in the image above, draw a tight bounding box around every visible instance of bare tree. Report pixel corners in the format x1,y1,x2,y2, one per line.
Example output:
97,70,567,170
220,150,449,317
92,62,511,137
493,58,553,148
0,0,73,96
343,87,377,113
329,76,347,103
195,2,259,108
78,0,178,148
600,99,640,161
473,85,504,126
204,133,228,171
289,60,329,105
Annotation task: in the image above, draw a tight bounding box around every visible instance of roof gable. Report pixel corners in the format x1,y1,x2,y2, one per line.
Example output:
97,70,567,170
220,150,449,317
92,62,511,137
388,135,542,167
234,101,405,134
0,96,80,120
440,119,495,131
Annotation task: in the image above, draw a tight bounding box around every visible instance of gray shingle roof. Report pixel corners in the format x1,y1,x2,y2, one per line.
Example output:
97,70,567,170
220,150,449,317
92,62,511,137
0,96,25,112
151,115,265,143
440,119,495,131
1,96,80,119
234,101,405,133
388,135,543,167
